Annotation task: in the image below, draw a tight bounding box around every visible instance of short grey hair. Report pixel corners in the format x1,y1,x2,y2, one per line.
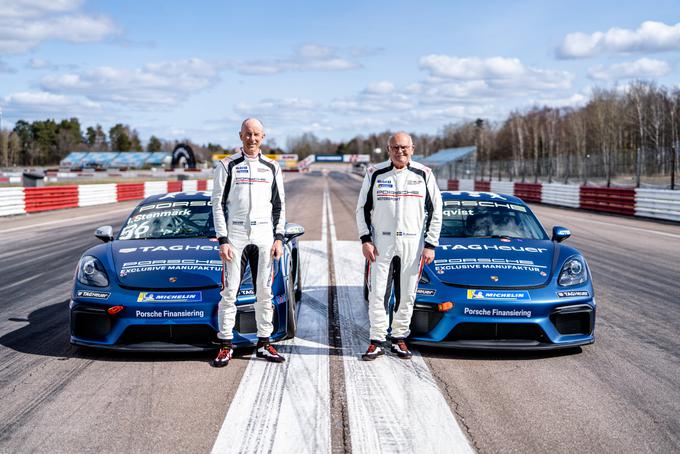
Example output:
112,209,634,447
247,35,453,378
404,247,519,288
240,117,265,132
387,131,413,147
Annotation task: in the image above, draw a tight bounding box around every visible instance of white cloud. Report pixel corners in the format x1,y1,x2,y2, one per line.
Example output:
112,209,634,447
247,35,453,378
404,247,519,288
40,58,221,107
419,55,573,91
364,81,395,95
26,57,78,70
228,44,362,75
0,0,82,19
588,58,671,81
529,92,589,108
557,21,680,59
232,97,323,130
3,90,102,115
0,0,118,54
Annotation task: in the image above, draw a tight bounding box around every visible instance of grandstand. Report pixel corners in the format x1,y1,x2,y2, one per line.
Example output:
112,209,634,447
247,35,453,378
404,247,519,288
110,152,152,169
60,151,172,169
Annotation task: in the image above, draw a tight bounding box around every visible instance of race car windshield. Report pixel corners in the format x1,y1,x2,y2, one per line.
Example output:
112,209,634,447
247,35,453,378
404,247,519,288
439,200,548,240
118,201,215,240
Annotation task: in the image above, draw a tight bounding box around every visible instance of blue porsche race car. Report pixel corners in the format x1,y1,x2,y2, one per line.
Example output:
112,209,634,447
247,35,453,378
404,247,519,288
70,191,304,351
366,191,595,350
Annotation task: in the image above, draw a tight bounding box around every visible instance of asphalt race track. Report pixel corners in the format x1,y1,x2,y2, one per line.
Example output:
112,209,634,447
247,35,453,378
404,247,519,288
1,170,679,453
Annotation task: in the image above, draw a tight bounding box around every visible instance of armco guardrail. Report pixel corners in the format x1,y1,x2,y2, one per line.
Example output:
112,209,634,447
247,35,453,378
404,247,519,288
634,189,680,222
443,179,679,222
0,180,211,217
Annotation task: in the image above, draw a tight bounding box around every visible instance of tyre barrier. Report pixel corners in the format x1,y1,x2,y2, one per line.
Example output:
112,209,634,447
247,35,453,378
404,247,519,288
442,179,679,222
474,181,491,192
25,186,79,213
514,182,542,203
0,180,210,217
634,189,680,222
579,187,636,216
0,187,25,216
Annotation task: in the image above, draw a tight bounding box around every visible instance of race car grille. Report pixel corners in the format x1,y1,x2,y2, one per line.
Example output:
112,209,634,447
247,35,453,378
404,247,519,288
119,324,215,345
550,305,593,335
446,323,548,342
410,310,444,335
71,308,111,340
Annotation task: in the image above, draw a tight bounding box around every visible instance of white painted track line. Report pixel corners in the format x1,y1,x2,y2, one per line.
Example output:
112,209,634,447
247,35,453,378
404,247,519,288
325,179,473,454
333,241,474,454
211,241,331,454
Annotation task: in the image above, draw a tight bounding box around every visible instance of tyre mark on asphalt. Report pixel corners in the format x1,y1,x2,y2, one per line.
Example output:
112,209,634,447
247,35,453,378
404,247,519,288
0,358,94,442
325,180,352,454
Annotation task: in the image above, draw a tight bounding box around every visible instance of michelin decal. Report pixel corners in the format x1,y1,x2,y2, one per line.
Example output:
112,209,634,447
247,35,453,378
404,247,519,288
137,291,202,303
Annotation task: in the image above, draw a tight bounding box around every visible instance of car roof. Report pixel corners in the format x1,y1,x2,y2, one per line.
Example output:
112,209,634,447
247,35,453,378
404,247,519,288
441,191,526,205
140,191,211,204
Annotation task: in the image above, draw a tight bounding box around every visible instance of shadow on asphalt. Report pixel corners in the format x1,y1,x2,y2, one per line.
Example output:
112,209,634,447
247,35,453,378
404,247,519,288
0,300,216,363
416,344,583,361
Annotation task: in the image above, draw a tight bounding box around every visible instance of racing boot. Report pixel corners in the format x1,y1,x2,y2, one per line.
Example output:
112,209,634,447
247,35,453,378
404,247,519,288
256,339,285,363
390,339,413,359
212,342,233,367
361,340,385,361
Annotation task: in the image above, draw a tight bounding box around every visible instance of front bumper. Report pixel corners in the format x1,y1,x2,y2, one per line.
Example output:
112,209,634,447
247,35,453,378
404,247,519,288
69,290,289,352
408,288,596,351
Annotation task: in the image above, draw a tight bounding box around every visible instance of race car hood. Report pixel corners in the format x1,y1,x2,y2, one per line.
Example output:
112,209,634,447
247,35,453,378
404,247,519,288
112,238,223,289
430,237,555,288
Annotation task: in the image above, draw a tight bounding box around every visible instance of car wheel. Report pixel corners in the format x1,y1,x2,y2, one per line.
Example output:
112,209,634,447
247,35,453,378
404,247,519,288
363,260,369,302
293,249,302,302
285,268,297,339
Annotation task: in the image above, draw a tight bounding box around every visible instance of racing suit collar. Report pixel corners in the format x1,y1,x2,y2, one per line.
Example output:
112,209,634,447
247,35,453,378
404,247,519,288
391,161,411,172
240,148,262,160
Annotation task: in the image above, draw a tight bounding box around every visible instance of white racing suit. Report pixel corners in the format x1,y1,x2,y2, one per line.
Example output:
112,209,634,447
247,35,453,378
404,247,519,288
211,150,286,341
356,160,442,342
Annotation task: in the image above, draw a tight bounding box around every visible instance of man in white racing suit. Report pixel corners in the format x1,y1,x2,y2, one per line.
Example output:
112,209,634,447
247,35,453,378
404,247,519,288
356,132,442,360
211,118,286,366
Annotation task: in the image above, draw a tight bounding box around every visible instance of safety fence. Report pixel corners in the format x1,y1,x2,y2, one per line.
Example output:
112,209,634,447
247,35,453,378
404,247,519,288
0,180,213,217
444,179,680,223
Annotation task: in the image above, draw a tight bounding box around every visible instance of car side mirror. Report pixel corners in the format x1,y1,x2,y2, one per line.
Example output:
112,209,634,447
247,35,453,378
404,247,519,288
95,225,114,243
552,226,571,242
284,223,305,243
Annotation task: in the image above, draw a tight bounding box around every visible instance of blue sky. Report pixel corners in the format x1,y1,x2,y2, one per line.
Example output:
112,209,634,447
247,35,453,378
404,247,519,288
1,0,679,149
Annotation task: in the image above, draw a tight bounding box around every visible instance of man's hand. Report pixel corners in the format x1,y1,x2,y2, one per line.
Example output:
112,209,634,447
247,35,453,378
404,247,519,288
362,242,378,262
219,243,234,262
421,247,435,265
271,239,283,260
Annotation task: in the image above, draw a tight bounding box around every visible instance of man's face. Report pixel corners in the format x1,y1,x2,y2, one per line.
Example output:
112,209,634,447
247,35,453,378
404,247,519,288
388,134,413,168
239,121,265,155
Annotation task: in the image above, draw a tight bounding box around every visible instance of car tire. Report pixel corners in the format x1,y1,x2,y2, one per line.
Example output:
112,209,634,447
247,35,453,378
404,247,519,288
285,266,297,339
363,260,369,302
293,249,302,302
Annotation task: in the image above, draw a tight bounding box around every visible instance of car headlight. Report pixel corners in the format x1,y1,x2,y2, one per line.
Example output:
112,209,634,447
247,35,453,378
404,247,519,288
558,257,587,287
77,255,109,287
